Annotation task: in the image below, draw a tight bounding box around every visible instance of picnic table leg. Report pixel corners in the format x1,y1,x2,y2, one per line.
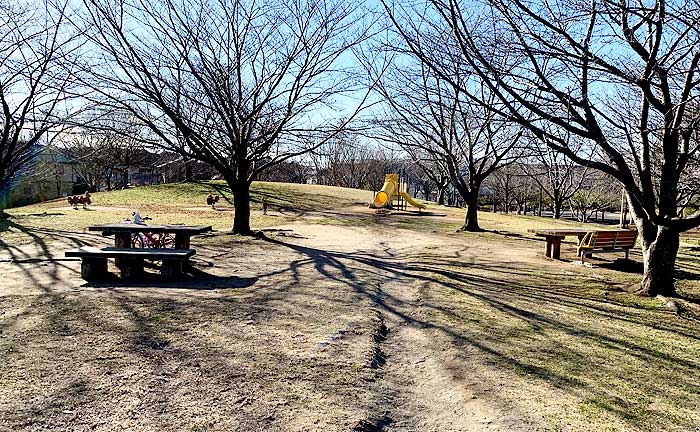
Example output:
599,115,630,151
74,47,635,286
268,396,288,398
82,257,108,281
119,258,145,280
545,237,553,258
114,232,131,248
174,233,191,249
114,232,132,268
552,237,562,260
161,258,183,279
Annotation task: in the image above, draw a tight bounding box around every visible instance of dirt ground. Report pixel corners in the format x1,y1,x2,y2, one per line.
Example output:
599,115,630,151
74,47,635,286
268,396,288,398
1,206,699,431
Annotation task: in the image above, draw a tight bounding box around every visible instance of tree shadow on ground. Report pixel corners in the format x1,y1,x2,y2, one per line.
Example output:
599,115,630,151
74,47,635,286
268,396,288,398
0,219,95,292
262,235,700,430
79,267,258,290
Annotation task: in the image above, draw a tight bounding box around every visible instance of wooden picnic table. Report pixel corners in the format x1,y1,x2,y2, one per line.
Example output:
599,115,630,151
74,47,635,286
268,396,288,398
87,224,212,249
527,227,631,260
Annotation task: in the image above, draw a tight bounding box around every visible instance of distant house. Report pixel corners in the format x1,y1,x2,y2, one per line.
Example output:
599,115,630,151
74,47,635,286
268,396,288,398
8,147,77,207
105,148,164,188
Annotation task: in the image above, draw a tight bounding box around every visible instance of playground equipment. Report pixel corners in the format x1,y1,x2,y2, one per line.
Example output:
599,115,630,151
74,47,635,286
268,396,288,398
371,174,426,210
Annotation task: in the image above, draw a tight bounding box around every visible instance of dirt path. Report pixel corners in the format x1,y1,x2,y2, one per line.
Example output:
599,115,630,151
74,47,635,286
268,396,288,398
277,223,548,430
373,277,543,431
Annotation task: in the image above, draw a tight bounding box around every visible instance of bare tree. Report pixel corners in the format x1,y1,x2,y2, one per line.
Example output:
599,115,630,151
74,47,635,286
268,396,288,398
63,114,150,191
312,132,389,190
523,138,590,219
0,0,80,216
62,132,113,192
79,0,373,234
568,172,619,223
369,56,524,231
412,155,450,204
256,160,312,184
382,0,700,296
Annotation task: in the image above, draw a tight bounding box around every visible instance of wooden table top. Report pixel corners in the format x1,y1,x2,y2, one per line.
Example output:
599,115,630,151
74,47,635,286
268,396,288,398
88,224,212,234
528,227,634,237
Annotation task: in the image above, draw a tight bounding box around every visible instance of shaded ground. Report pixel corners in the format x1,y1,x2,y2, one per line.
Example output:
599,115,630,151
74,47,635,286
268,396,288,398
2,196,700,431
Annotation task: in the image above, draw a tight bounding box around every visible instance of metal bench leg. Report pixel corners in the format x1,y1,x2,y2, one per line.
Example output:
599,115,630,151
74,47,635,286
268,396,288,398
81,257,108,281
161,259,183,279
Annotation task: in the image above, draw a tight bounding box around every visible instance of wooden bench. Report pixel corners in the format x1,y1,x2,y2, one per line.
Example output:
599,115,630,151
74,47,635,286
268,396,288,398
577,230,638,262
65,247,195,281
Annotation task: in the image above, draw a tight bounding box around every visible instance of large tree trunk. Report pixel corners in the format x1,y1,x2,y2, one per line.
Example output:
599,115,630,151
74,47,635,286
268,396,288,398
0,197,8,220
461,193,481,231
636,224,679,297
230,179,252,235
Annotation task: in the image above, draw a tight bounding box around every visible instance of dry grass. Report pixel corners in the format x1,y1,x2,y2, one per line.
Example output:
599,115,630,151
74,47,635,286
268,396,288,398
2,182,700,431
1,181,373,245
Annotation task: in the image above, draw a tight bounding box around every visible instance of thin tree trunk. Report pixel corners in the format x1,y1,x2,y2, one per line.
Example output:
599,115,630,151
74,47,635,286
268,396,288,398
636,225,679,296
437,185,447,205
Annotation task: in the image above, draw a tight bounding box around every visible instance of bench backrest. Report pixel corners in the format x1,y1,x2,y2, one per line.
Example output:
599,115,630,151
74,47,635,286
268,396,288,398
587,230,637,249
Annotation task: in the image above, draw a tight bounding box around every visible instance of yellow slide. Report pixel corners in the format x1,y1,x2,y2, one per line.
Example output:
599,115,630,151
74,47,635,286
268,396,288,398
372,174,398,208
400,191,426,209
371,174,426,209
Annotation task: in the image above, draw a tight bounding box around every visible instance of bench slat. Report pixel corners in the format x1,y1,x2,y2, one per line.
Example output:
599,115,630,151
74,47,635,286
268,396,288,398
578,230,638,262
66,247,195,259
594,234,618,240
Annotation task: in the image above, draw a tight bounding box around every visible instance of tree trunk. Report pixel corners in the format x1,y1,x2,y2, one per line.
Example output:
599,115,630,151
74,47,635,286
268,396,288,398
437,185,447,205
230,180,252,235
461,194,481,231
636,225,679,296
553,200,562,219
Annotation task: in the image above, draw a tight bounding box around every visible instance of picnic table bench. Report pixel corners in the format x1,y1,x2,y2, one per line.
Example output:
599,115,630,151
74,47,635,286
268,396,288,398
66,247,195,281
66,224,211,281
528,227,637,260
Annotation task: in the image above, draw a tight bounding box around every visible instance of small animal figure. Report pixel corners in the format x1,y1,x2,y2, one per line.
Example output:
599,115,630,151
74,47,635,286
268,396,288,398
206,194,220,209
67,192,92,210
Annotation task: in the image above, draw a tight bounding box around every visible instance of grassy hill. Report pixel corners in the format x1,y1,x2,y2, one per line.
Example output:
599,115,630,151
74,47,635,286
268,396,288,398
2,181,373,235
3,180,618,237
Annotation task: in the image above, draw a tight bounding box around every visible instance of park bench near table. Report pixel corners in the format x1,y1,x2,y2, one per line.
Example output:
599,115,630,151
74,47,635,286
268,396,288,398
66,247,195,281
528,227,637,260
577,229,638,262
